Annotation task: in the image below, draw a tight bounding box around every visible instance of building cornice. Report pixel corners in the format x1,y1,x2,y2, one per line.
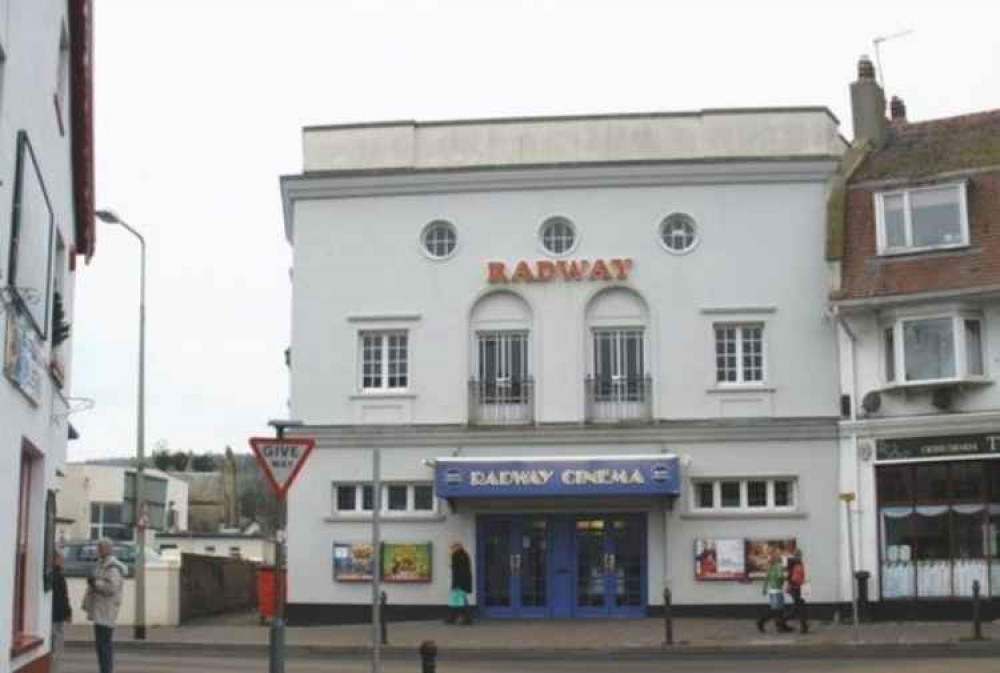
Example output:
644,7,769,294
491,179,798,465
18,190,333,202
285,418,840,449
831,284,1000,311
839,410,1000,438
280,158,840,243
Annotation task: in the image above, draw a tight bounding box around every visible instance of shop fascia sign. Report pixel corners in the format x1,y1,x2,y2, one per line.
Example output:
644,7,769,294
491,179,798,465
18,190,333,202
876,434,1000,461
434,456,680,499
487,258,633,284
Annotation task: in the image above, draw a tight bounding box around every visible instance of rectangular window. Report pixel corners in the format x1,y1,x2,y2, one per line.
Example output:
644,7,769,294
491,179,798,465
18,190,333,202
360,331,408,391
715,324,765,384
888,315,984,384
413,485,434,511
89,503,129,541
692,478,797,512
593,328,645,401
696,482,714,509
333,483,435,515
336,486,357,512
876,183,968,254
387,485,408,511
747,481,768,508
720,481,741,508
477,331,529,403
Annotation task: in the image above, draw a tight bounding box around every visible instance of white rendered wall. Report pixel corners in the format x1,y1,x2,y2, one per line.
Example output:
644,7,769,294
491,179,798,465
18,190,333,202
288,436,840,609
67,563,182,627
0,2,83,671
290,178,840,426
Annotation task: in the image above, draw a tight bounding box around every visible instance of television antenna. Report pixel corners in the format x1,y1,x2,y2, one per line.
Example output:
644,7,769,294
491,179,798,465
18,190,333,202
873,29,914,91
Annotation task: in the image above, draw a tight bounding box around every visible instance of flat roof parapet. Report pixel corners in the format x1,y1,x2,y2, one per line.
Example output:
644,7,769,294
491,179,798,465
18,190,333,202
302,108,845,174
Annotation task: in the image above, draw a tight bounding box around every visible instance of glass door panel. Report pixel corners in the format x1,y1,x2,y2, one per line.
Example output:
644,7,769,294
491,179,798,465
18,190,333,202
575,519,607,611
518,518,548,615
481,520,512,612
610,517,643,609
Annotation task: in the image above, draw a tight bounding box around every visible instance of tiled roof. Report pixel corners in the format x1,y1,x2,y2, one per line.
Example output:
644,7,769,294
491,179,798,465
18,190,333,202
852,109,1000,182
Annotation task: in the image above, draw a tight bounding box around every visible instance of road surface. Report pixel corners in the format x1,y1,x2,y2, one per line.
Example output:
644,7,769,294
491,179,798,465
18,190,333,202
59,650,1000,673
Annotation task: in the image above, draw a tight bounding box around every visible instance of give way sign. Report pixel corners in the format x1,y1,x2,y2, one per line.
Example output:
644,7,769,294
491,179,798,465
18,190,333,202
249,436,316,499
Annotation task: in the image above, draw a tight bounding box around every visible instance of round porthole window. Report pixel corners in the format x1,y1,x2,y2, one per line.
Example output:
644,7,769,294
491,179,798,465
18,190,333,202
539,217,577,256
421,220,457,260
659,213,698,254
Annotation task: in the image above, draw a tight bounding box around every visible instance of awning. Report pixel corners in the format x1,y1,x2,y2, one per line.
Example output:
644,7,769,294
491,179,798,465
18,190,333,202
434,455,680,499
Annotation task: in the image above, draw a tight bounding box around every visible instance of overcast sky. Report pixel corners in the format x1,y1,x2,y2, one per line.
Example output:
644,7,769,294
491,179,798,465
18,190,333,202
69,0,1000,461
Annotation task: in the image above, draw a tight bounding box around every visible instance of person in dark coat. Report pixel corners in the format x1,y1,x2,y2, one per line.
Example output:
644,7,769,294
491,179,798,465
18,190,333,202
785,549,809,634
51,550,72,673
447,542,474,625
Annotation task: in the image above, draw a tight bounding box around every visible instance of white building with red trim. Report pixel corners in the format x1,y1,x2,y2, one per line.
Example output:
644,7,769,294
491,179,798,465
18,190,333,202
0,1,95,671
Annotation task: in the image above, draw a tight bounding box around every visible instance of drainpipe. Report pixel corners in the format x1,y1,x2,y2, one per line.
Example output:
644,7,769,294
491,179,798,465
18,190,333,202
828,305,864,606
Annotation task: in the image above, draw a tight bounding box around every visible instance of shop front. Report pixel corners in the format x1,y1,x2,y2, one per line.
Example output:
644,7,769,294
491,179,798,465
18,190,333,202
435,455,678,619
875,434,1000,601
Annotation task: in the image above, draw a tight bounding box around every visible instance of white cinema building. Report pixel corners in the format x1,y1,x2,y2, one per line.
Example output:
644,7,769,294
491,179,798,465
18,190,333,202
279,109,848,622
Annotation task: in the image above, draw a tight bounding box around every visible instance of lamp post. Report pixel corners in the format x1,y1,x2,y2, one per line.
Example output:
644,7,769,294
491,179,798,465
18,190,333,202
95,208,147,640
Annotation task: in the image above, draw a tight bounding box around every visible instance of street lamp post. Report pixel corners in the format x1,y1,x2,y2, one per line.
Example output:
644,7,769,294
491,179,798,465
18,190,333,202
95,208,147,641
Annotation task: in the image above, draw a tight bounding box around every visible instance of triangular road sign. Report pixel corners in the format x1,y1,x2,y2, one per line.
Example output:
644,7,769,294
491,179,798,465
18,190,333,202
249,436,315,499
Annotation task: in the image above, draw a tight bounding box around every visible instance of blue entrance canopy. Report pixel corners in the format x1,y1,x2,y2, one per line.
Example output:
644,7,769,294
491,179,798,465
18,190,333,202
434,455,680,499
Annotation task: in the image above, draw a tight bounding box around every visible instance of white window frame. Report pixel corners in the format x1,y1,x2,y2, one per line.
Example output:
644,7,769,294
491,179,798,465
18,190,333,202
882,312,986,385
332,482,437,517
874,182,970,256
713,323,767,386
359,330,409,392
89,502,129,541
690,478,797,513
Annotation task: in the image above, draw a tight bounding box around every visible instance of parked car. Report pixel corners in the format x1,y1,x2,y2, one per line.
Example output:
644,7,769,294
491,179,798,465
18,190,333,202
61,540,162,578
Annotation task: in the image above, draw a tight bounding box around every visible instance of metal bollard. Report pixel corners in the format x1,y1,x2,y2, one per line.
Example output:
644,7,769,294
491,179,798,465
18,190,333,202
419,640,438,673
380,591,389,645
972,580,983,641
663,587,674,646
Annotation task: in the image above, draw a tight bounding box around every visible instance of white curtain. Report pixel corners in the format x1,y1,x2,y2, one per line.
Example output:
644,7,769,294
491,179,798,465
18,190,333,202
917,560,952,597
954,560,989,597
881,562,915,598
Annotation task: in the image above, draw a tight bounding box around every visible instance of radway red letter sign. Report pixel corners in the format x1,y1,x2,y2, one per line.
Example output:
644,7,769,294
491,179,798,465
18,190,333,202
249,436,315,499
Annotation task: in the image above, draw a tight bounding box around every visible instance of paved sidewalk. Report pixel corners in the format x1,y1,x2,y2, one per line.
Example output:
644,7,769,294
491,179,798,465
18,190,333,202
65,616,998,651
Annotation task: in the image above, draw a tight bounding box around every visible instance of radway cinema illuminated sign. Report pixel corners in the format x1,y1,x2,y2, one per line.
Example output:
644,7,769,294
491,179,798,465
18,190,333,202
434,456,680,499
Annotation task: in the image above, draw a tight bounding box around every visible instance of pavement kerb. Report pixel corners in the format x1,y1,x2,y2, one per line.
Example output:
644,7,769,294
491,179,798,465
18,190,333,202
64,638,1000,661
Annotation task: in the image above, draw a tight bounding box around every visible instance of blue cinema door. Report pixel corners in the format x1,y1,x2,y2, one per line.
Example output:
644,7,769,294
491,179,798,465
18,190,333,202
477,517,550,617
573,515,646,617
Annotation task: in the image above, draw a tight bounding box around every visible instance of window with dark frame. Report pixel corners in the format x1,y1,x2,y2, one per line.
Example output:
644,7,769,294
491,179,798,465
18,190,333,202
14,445,36,642
877,460,1000,600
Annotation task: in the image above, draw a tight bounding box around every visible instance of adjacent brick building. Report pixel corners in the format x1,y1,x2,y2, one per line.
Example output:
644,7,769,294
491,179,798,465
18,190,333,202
830,57,1000,616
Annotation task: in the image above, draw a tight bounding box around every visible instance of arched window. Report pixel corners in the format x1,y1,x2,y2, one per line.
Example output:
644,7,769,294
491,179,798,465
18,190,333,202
584,288,651,422
469,291,534,424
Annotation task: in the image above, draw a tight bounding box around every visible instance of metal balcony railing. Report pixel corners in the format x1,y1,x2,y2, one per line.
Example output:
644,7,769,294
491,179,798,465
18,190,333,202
585,376,652,423
468,378,535,425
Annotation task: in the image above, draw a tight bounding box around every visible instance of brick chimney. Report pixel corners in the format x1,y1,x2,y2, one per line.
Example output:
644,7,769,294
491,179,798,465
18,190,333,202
850,55,887,146
890,96,907,124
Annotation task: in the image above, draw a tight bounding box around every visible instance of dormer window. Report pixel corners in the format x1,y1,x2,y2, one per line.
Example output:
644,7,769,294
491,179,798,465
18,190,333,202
883,313,985,385
875,183,969,255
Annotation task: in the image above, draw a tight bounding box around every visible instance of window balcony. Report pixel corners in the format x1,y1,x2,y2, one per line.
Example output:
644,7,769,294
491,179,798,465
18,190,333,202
468,378,535,426
585,376,652,423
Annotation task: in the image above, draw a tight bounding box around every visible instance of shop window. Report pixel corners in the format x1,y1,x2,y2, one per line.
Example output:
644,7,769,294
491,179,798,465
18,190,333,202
875,183,969,255
692,478,797,513
883,314,986,384
877,461,998,600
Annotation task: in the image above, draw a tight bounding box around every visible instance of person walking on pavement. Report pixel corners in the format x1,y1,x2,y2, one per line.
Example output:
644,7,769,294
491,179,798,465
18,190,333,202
82,539,126,673
446,542,474,625
756,550,793,634
51,550,72,673
786,549,809,634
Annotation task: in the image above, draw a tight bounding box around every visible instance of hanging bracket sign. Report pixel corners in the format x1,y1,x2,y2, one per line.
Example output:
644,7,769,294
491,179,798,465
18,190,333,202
249,436,316,500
